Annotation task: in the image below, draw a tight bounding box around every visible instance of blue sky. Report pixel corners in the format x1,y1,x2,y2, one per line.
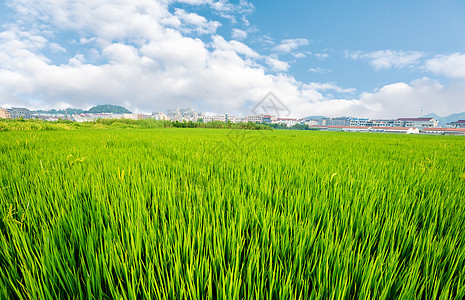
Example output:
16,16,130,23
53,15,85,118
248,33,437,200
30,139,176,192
1,0,465,118
248,0,465,90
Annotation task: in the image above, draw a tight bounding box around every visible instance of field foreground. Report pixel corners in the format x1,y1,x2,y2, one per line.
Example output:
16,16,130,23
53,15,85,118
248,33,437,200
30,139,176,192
1,128,464,299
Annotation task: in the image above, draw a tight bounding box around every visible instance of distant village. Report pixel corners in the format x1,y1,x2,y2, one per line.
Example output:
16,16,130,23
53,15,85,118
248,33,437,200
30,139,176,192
1,106,465,135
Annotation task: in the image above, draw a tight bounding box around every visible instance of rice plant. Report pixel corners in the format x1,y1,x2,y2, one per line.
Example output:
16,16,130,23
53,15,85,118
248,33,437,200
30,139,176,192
0,128,464,299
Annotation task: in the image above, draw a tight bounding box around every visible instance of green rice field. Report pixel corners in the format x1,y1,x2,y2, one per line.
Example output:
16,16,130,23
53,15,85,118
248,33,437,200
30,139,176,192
1,127,464,299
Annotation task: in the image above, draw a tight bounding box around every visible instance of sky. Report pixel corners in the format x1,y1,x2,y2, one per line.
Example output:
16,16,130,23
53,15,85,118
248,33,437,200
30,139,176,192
1,0,465,118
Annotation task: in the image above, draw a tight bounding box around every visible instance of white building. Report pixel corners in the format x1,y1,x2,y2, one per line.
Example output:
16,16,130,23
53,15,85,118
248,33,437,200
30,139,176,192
422,128,465,135
349,118,369,127
367,119,395,127
247,115,264,123
304,119,319,126
166,108,204,121
72,113,124,122
203,115,226,122
228,116,248,123
394,118,438,128
274,118,298,127
448,120,465,128
151,112,170,120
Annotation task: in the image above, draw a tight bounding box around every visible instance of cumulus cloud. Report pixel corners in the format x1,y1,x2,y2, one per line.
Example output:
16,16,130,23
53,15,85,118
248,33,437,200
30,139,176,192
348,50,425,70
1,0,464,119
273,38,309,53
231,28,247,40
305,78,465,118
265,57,290,72
170,9,221,34
211,35,259,58
0,0,316,114
173,0,254,24
425,53,465,79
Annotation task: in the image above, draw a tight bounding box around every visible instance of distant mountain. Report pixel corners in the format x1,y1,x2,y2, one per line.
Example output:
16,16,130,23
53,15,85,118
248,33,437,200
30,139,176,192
423,112,465,126
33,108,85,115
303,116,327,120
422,113,440,119
85,105,132,114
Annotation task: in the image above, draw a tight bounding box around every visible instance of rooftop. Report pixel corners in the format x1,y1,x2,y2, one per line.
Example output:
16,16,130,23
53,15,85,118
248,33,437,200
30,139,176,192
397,118,434,121
423,128,465,132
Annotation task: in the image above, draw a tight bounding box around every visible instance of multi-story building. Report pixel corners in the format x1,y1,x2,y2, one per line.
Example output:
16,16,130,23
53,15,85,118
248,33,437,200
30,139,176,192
317,118,330,126
394,118,438,128
366,119,395,127
166,108,204,121
448,120,465,128
203,115,226,123
316,117,351,126
247,115,264,123
8,107,31,119
349,118,369,127
304,119,319,126
122,113,137,120
328,117,351,126
262,115,273,123
167,108,181,120
0,108,11,119
275,118,298,127
151,112,170,121
226,116,247,123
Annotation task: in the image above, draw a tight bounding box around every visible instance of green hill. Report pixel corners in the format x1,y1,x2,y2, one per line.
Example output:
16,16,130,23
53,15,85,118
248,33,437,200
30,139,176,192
86,105,132,114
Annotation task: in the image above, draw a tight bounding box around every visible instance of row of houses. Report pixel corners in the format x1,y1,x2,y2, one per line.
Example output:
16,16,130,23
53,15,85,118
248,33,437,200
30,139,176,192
72,113,151,122
1,106,465,135
196,115,443,129
310,126,465,135
0,107,153,122
307,117,440,128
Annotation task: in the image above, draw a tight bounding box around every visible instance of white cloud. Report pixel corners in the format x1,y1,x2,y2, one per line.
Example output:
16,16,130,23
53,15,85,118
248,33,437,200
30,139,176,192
273,38,309,53
265,57,290,72
306,82,355,94
172,0,254,24
211,0,254,23
314,53,329,60
304,78,465,118
257,35,275,46
348,50,425,70
308,67,331,73
425,53,465,79
0,1,310,114
173,0,213,4
1,0,464,119
292,52,306,59
211,35,260,58
171,9,221,34
10,0,169,41
231,28,247,40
